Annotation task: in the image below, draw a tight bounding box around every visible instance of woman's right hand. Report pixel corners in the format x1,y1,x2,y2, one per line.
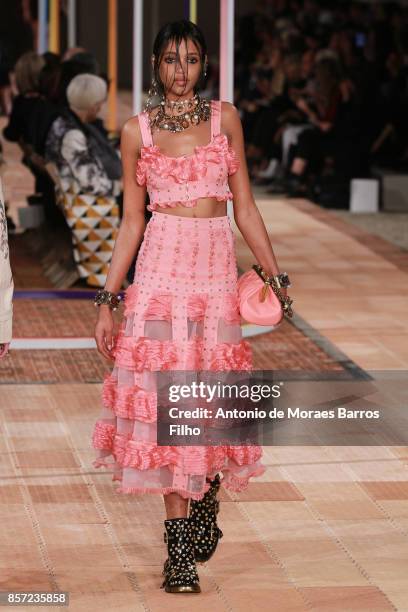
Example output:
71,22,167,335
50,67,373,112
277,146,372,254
95,306,116,361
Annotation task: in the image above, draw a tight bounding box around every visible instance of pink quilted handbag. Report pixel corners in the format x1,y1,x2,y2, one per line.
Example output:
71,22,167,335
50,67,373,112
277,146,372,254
237,265,293,326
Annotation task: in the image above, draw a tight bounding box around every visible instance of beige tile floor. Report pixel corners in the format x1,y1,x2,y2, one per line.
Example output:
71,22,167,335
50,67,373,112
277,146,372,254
1,96,408,611
233,197,408,371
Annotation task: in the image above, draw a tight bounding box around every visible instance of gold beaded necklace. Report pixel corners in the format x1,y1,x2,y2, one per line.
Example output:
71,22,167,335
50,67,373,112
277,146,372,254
149,93,211,133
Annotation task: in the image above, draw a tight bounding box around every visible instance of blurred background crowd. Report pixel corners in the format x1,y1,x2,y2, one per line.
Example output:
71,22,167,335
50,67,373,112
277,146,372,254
0,0,407,286
234,0,408,202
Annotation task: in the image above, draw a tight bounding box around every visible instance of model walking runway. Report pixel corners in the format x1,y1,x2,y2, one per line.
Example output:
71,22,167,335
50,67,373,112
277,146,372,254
91,19,284,593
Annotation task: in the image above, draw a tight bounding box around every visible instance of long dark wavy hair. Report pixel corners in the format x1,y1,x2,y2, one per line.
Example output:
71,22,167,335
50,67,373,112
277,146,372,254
152,19,207,97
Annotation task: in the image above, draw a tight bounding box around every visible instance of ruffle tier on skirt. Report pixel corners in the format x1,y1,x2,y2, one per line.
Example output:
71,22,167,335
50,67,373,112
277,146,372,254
91,211,266,500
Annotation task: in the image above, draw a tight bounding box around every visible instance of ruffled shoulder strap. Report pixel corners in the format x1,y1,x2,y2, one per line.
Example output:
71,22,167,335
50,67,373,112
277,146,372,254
138,111,153,147
211,100,221,139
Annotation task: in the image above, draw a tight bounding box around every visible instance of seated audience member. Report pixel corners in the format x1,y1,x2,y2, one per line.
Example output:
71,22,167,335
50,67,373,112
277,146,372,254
45,74,122,288
56,52,101,107
33,56,62,155
0,37,13,116
274,57,359,196
3,51,45,147
0,177,13,359
245,54,310,176
46,73,121,195
3,51,62,223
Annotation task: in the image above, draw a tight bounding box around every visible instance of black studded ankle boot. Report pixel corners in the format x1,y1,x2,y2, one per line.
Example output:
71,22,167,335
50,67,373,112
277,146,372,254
160,517,201,593
189,473,224,563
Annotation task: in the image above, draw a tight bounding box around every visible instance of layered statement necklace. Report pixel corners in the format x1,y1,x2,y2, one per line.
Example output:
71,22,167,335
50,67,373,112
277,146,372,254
149,92,211,133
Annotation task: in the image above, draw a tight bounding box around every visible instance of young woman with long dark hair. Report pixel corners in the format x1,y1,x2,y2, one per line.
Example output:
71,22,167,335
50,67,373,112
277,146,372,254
91,19,288,594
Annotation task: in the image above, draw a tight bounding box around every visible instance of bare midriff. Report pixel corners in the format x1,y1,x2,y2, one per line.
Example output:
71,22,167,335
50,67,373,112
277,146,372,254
154,197,228,218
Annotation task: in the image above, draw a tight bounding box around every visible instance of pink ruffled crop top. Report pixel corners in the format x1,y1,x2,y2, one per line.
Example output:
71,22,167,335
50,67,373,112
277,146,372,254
136,99,240,211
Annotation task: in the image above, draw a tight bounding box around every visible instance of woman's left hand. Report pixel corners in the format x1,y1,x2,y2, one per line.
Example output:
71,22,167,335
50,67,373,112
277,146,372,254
0,343,10,359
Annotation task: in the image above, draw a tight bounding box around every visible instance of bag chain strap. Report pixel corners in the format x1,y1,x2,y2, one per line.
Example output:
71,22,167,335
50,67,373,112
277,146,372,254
252,264,294,318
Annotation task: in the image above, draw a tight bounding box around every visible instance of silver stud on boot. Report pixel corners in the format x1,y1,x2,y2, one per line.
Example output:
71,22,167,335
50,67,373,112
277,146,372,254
189,474,224,563
160,517,201,593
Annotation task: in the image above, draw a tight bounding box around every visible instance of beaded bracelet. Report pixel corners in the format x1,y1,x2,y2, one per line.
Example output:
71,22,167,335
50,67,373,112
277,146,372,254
94,289,122,311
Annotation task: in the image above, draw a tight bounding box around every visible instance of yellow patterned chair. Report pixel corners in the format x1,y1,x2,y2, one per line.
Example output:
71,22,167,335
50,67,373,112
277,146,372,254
48,164,121,288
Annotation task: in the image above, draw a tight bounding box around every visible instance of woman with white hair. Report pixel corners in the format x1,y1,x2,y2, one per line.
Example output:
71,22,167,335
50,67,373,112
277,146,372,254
0,178,13,359
45,73,122,287
46,73,121,195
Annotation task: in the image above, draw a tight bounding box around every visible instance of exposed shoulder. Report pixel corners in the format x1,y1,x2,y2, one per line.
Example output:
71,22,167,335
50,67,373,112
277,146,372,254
122,106,159,141
220,100,240,118
220,101,242,137
122,114,142,138
121,114,146,152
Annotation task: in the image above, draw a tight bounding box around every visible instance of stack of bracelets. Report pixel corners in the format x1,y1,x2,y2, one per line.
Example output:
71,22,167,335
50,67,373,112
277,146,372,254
93,273,290,313
94,289,122,311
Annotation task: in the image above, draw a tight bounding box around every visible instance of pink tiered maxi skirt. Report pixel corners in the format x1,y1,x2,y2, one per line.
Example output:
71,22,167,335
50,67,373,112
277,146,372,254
92,211,266,500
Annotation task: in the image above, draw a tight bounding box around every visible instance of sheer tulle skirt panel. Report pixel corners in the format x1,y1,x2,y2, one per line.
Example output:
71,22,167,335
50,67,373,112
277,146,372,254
91,212,266,500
